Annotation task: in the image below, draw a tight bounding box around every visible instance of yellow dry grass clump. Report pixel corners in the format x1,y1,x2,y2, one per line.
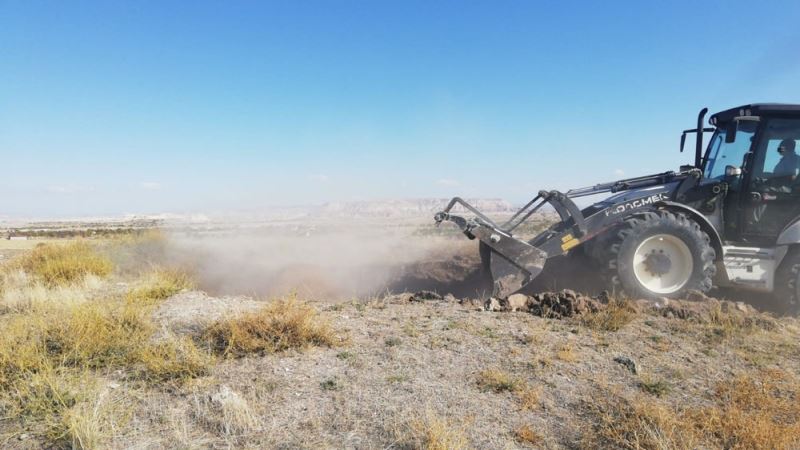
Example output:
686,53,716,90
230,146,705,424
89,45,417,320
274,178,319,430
692,368,800,448
0,294,211,446
580,298,636,332
586,369,800,449
477,368,544,413
126,269,193,305
401,410,470,450
138,336,211,383
476,368,521,393
514,424,543,445
203,297,337,357
0,242,211,448
516,385,541,411
555,343,578,362
16,241,113,286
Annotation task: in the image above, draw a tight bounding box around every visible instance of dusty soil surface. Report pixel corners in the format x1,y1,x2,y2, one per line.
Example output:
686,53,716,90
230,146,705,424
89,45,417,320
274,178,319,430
101,290,800,449
152,291,266,339
3,232,799,449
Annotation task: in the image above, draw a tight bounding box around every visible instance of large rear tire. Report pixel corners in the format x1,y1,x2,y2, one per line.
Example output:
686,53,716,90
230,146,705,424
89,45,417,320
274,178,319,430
608,211,716,299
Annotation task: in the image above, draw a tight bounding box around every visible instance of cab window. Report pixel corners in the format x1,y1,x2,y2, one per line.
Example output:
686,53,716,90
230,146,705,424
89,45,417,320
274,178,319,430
703,122,757,180
743,118,800,241
752,119,800,183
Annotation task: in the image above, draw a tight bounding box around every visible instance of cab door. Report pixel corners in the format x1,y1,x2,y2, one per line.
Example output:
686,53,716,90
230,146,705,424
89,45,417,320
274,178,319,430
740,118,800,244
702,121,758,242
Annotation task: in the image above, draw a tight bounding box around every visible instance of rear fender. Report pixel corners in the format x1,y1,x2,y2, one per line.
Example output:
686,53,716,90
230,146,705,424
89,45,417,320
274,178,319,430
654,201,723,260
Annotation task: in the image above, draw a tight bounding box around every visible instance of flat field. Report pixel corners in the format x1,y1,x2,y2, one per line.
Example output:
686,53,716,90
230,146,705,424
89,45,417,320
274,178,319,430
1,222,798,449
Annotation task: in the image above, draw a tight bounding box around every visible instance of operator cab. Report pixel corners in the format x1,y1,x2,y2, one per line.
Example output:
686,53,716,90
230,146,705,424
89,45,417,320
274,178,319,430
701,104,800,246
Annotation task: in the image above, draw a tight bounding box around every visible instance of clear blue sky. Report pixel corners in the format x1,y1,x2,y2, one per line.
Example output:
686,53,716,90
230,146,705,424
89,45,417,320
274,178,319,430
2,0,800,217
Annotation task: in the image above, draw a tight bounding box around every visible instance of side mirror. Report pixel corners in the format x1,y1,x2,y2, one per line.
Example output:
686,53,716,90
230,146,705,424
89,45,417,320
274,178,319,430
725,165,742,177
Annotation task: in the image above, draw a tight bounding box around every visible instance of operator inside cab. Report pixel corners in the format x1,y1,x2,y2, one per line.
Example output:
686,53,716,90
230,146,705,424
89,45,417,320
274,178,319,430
773,138,799,181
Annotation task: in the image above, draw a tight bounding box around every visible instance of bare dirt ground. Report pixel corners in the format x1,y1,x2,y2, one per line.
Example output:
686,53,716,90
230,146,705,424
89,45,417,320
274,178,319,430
103,289,799,449
2,220,800,449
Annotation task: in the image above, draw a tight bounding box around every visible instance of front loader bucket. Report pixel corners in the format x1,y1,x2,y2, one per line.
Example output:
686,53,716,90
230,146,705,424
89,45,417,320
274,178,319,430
435,210,546,298
473,228,547,298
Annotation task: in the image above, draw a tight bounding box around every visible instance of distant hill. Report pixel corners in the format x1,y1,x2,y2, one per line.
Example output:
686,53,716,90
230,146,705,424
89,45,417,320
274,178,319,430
316,198,516,218
1,198,521,229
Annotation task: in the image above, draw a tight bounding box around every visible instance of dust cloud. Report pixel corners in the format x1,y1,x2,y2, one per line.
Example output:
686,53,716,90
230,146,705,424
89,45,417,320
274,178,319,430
160,223,482,300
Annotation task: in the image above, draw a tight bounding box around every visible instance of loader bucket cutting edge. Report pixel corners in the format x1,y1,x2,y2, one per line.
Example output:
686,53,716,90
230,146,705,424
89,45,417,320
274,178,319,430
470,227,547,298
483,246,545,298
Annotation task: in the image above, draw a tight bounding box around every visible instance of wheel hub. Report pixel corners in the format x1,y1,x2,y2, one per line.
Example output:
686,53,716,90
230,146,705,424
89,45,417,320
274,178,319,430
643,250,671,276
632,234,693,295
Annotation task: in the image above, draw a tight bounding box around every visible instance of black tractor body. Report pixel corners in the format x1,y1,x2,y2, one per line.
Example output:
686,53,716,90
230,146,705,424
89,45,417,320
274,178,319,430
435,104,800,312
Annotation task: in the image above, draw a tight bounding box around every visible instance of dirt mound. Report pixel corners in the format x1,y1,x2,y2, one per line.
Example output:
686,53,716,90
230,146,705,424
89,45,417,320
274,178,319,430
485,289,606,317
642,294,777,327
480,288,780,328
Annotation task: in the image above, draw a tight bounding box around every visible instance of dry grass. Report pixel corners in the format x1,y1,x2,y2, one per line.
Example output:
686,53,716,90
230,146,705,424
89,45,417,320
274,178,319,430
555,342,578,362
585,393,698,449
192,384,260,436
126,269,193,306
690,369,800,449
0,246,209,448
0,297,210,407
516,385,541,410
476,369,520,393
514,424,542,446
137,336,212,383
400,409,470,450
57,388,125,450
703,301,777,344
0,271,101,313
580,298,636,332
638,377,670,397
0,241,110,313
476,367,541,410
202,297,337,357
585,369,800,449
15,242,113,287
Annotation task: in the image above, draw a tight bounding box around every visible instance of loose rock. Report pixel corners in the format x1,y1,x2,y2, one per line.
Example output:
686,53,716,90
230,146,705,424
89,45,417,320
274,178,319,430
505,293,530,312
613,356,638,374
527,290,603,318
484,297,503,312
410,290,443,302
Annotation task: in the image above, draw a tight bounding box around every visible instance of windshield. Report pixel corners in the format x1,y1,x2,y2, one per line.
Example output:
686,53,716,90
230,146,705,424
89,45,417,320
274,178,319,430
703,121,758,179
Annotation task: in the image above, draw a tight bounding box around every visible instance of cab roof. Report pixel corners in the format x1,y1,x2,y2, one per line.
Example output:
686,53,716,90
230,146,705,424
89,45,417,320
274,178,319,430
710,103,800,124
